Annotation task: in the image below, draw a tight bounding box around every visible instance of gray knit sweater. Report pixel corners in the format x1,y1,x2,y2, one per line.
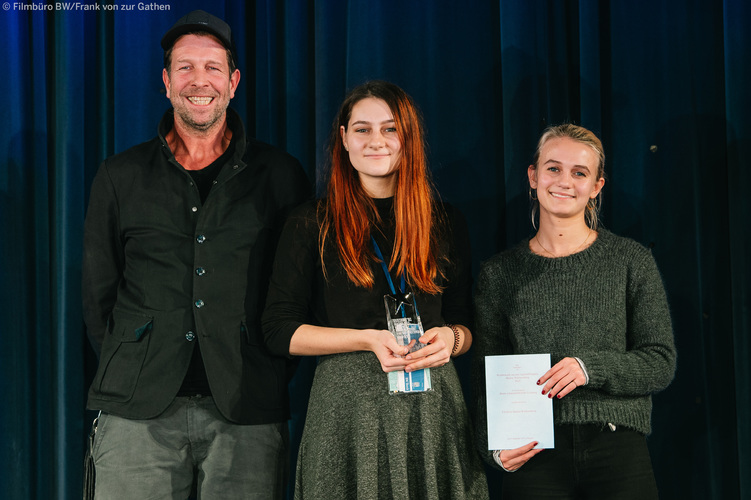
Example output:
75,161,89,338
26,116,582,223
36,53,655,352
473,229,676,467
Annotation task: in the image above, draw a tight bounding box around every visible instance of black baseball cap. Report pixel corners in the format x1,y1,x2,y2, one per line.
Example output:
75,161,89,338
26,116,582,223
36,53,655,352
161,10,238,69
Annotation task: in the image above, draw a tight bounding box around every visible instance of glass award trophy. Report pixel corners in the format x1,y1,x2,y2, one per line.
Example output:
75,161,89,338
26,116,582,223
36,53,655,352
384,292,432,393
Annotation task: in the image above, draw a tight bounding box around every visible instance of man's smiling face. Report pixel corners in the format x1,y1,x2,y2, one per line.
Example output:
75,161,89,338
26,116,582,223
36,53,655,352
162,33,240,134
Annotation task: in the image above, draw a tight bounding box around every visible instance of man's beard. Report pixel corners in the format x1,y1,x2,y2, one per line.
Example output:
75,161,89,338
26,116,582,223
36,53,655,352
170,87,229,134
174,102,226,133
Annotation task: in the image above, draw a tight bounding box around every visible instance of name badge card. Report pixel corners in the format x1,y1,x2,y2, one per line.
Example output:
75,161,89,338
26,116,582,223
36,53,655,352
384,293,432,394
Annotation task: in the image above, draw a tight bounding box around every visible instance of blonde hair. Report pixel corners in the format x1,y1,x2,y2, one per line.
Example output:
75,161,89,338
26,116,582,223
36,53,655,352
529,123,605,230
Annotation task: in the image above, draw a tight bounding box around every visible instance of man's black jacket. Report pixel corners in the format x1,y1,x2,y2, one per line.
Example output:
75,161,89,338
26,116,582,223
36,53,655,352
83,109,310,424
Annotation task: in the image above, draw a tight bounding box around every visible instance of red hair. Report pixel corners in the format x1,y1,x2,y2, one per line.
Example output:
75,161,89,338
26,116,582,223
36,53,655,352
319,81,444,294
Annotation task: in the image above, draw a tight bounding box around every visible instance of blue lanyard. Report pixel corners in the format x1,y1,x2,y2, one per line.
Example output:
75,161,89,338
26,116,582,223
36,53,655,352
371,236,406,295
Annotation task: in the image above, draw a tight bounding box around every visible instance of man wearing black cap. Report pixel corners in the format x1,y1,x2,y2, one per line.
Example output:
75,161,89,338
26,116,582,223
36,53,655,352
82,10,309,498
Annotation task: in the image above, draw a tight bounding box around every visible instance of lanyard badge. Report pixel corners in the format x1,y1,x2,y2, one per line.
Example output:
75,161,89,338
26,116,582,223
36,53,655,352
373,237,432,394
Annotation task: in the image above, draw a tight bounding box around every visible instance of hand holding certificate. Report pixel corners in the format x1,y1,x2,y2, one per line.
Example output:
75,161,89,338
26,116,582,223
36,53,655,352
485,354,554,450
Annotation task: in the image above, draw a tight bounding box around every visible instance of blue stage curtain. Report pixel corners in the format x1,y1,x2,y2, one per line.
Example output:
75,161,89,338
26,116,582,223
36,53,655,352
2,1,749,498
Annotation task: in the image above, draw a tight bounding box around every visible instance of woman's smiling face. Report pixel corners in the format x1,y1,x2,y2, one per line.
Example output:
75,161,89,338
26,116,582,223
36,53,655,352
340,97,402,198
528,136,605,221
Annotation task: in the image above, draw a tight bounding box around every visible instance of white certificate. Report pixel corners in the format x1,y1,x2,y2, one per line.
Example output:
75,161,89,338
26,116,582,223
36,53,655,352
485,354,554,450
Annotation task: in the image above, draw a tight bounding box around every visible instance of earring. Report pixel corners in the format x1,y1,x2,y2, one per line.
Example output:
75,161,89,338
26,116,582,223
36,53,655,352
529,187,537,201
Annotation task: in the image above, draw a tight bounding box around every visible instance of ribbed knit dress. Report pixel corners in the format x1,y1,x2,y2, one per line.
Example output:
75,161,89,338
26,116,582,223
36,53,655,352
263,198,489,499
472,229,676,468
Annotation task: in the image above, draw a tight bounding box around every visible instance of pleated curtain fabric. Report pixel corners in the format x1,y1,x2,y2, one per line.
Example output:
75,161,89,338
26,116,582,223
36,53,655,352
1,1,750,499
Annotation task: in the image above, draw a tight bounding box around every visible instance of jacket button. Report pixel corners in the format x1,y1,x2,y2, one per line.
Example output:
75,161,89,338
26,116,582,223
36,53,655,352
191,206,198,213
195,267,206,276
196,234,206,243
185,331,196,342
195,299,205,308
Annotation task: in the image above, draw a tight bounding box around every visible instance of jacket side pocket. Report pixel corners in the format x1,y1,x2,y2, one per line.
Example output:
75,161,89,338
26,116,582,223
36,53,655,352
93,309,153,402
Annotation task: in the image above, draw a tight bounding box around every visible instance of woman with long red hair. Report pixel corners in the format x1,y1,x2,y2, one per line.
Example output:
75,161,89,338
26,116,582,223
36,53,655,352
263,80,488,499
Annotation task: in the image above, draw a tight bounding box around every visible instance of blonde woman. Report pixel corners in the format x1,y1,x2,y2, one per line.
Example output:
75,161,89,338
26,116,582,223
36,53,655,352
474,124,676,499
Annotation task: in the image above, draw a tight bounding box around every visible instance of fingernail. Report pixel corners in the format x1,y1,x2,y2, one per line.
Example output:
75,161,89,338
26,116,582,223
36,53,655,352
536,380,541,385
541,390,545,395
557,394,562,399
548,393,553,399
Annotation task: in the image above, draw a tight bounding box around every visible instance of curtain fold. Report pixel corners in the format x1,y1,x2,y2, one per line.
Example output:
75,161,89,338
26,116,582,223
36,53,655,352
2,1,748,498
724,1,751,495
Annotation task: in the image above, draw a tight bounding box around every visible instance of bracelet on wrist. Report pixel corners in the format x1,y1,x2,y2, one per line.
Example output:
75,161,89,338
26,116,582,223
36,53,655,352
444,323,461,356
